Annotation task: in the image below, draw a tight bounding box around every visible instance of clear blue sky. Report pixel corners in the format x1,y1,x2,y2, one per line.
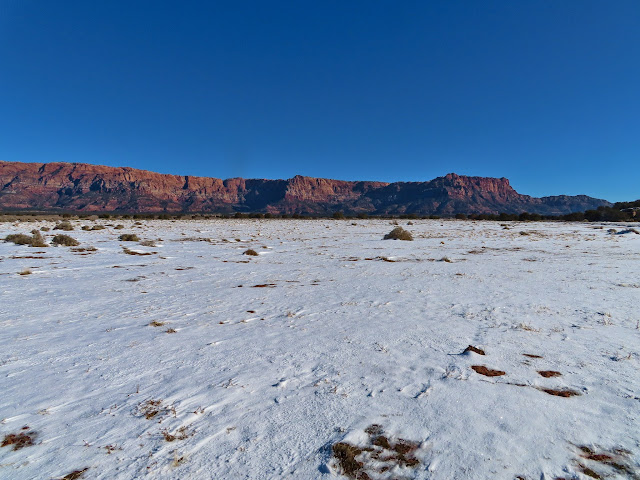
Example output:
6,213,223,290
1,1,638,201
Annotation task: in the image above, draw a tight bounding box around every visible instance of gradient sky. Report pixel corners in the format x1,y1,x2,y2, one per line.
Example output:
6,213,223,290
1,1,638,201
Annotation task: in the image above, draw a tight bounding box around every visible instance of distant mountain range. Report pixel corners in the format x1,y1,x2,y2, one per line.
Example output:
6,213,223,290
0,161,610,215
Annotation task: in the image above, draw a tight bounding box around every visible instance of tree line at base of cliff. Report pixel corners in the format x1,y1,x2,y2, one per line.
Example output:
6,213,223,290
1,201,639,223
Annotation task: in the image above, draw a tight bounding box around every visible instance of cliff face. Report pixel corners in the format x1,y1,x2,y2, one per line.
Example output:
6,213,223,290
0,161,610,215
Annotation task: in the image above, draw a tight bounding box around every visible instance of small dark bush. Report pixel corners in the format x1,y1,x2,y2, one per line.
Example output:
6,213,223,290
119,234,140,242
81,225,91,231
52,234,80,246
114,224,125,230
40,226,50,232
91,225,106,230
243,249,259,256
54,221,74,231
384,227,413,241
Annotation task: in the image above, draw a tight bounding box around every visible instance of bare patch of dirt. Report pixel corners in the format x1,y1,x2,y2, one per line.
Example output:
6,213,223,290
463,345,485,355
538,370,562,378
538,388,581,397
575,445,639,478
471,365,505,377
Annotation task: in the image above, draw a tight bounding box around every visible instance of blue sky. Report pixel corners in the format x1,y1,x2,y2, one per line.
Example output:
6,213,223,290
1,1,638,201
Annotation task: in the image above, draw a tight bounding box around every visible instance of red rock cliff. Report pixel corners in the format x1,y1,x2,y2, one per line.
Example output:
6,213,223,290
0,161,609,215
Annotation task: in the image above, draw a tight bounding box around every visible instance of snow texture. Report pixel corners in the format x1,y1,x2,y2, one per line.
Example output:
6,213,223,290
1,219,639,479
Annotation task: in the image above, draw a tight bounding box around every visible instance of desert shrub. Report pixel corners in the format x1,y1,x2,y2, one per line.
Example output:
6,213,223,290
54,221,74,231
91,225,106,230
243,249,259,256
81,225,91,231
52,234,80,246
139,239,157,247
30,231,48,247
5,232,48,247
455,213,467,220
5,234,34,245
383,227,413,241
114,224,125,229
119,234,140,241
40,226,50,232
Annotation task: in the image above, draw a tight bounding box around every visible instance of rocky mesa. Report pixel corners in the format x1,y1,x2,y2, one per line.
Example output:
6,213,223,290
0,161,609,215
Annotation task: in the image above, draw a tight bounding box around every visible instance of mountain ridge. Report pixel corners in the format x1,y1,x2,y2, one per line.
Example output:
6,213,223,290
0,160,610,215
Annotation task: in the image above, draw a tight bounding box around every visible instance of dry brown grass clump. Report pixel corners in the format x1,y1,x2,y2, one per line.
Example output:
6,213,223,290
332,424,421,479
1,428,37,450
52,234,80,246
61,468,89,480
383,226,413,241
537,370,562,378
161,426,192,442
243,249,259,256
149,321,166,327
71,246,97,252
5,231,48,247
54,221,74,231
135,399,176,420
122,246,153,255
119,233,140,241
5,233,35,245
30,231,48,247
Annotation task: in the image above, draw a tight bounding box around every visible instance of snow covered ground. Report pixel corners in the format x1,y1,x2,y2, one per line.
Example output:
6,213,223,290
0,218,639,480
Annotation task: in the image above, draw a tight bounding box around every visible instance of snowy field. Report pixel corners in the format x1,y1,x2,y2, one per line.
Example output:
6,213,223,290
1,218,639,480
